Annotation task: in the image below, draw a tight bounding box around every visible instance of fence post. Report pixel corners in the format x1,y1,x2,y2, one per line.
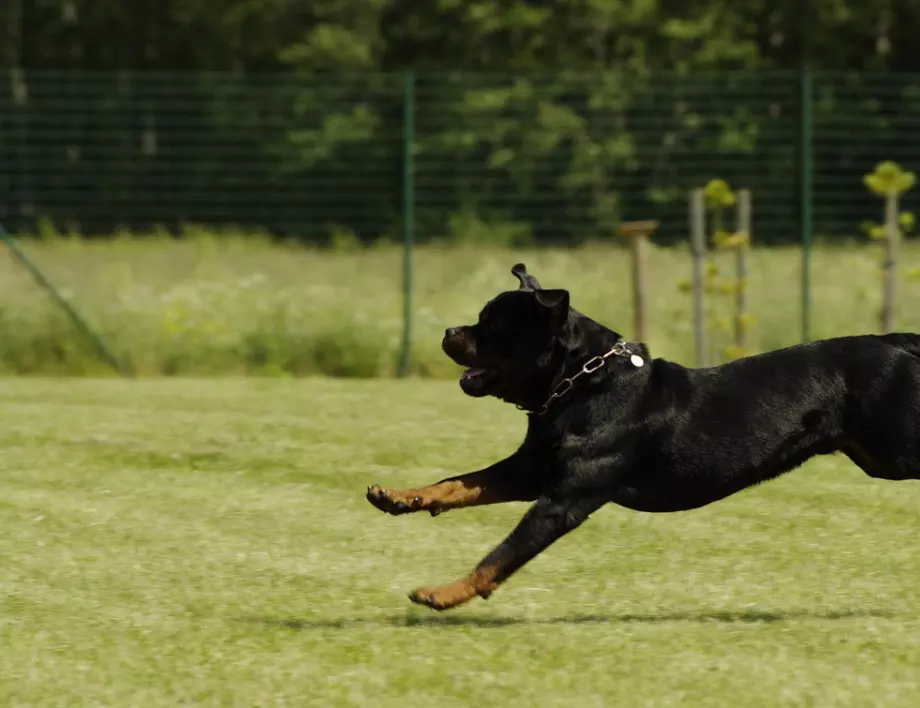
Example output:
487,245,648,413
881,192,899,333
799,66,814,343
689,189,707,367
619,220,658,343
734,189,751,352
397,70,415,378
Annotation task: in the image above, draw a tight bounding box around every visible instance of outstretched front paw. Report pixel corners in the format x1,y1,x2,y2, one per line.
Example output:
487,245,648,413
409,586,468,611
409,581,490,611
366,485,442,516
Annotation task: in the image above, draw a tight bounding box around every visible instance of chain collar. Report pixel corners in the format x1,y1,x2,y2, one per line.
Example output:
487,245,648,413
522,341,643,416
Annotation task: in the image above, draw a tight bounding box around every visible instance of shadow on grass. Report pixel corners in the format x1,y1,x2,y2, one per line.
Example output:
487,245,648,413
242,608,895,630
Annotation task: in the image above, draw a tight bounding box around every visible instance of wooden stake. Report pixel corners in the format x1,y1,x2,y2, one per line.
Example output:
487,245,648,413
689,190,707,367
882,192,899,333
619,220,659,343
735,189,752,351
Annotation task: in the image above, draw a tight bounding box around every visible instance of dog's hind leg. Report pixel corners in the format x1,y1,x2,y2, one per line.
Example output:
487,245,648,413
408,493,608,610
366,452,541,517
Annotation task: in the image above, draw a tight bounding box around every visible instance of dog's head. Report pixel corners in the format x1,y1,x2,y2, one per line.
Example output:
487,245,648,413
442,264,571,406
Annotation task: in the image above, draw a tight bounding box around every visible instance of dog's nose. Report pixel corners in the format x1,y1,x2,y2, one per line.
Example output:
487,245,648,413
445,327,460,339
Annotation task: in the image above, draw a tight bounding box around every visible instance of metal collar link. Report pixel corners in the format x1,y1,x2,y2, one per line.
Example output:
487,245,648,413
526,341,641,416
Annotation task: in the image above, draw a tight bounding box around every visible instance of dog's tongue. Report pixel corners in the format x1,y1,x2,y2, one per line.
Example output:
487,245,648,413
461,367,487,380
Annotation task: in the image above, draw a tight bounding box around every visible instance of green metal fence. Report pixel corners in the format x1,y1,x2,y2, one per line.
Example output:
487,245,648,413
3,70,918,246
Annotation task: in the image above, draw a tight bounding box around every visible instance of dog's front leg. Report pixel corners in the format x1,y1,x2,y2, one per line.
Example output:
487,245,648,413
366,452,537,517
408,493,608,610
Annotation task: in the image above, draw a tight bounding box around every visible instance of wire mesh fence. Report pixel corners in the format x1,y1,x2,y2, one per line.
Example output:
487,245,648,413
812,71,920,238
2,69,918,244
415,71,800,246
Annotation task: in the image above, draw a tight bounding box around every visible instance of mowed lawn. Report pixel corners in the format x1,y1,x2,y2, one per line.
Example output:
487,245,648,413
2,378,920,706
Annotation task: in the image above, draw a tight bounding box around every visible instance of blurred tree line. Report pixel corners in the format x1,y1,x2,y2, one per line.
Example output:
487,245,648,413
6,0,917,73
2,0,919,243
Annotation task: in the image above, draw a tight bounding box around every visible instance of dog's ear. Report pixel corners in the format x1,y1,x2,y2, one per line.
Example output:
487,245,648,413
534,289,570,330
511,262,543,290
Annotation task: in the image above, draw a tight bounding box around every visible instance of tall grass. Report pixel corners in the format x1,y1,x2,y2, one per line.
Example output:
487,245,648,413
0,228,913,376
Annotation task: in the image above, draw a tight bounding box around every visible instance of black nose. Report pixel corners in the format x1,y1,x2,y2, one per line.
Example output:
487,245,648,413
445,327,460,339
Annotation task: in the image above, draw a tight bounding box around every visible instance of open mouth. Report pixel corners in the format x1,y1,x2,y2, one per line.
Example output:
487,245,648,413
460,367,488,382
458,366,498,397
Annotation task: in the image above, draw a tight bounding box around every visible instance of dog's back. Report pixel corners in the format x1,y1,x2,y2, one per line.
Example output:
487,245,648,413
879,332,920,359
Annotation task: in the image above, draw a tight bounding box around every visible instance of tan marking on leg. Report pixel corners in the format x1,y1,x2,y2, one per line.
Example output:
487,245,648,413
408,564,501,611
367,471,527,516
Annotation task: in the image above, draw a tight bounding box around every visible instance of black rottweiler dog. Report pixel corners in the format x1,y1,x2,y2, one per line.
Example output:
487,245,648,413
367,263,920,611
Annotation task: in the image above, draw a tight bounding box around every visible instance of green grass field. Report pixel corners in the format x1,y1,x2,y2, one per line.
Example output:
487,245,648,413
2,377,920,706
